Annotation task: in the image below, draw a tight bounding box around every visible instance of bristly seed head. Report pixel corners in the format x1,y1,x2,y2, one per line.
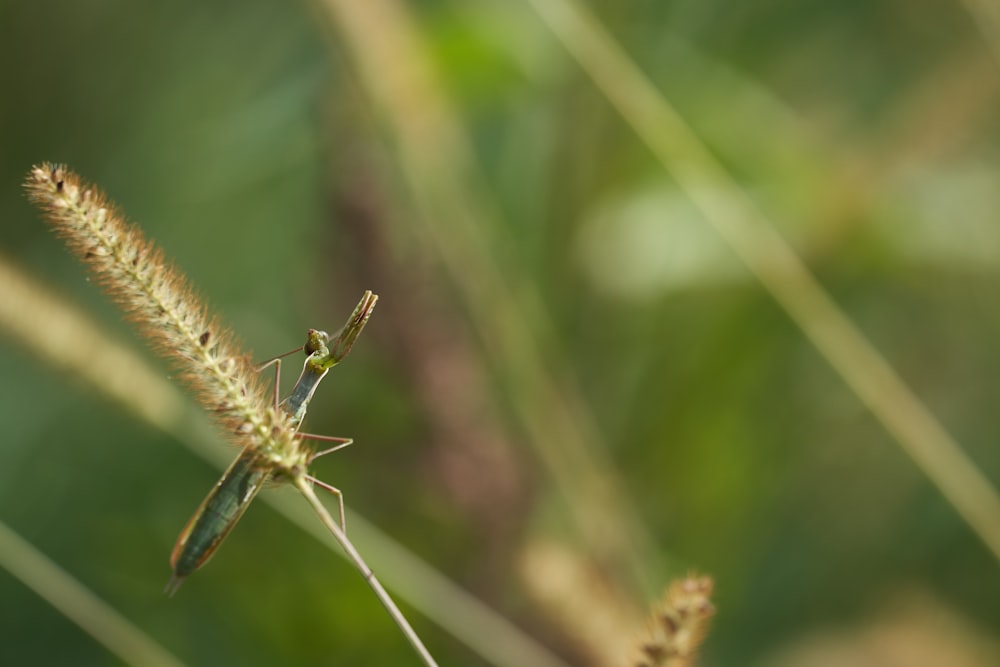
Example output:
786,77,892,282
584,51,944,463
632,574,714,667
25,163,308,473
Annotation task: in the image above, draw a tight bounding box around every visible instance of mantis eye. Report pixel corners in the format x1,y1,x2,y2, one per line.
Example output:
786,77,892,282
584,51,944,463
304,329,331,355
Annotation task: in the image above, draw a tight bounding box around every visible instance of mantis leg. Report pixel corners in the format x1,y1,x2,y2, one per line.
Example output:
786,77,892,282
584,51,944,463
254,345,304,410
304,474,347,531
301,433,354,460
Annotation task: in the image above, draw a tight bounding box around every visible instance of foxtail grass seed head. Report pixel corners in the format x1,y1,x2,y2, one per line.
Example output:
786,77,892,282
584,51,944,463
25,164,305,471
634,574,714,667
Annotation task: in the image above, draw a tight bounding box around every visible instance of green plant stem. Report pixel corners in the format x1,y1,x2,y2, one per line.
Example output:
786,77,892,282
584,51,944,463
293,476,440,667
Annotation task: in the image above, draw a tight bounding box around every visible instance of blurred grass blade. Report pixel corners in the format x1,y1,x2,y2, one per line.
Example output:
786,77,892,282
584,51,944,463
0,520,186,667
314,0,659,595
0,256,569,667
520,541,643,666
527,0,1000,563
0,252,189,435
963,0,1000,67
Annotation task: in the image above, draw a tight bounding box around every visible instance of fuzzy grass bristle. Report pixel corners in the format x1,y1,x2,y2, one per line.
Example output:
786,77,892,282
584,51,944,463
24,163,303,468
633,574,714,667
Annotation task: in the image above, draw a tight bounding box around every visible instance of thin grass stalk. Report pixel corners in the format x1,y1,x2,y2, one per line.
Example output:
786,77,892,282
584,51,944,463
0,521,186,667
527,0,1000,563
268,491,573,667
293,477,440,667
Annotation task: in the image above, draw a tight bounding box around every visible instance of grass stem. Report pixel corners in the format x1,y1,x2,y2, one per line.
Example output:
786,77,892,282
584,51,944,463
293,476,440,667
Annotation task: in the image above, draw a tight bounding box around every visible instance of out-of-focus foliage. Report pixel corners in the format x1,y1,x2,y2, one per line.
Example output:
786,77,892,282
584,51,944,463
2,0,1000,665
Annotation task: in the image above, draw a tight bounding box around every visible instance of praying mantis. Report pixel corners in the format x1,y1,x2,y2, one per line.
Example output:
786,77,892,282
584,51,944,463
167,291,377,594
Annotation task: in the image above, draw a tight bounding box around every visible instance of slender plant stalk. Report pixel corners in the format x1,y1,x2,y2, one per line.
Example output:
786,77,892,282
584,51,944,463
24,164,438,664
0,520,186,667
270,490,572,667
526,0,1000,565
294,478,440,667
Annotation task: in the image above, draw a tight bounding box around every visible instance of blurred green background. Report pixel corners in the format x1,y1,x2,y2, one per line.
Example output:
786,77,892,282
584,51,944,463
3,0,1000,665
